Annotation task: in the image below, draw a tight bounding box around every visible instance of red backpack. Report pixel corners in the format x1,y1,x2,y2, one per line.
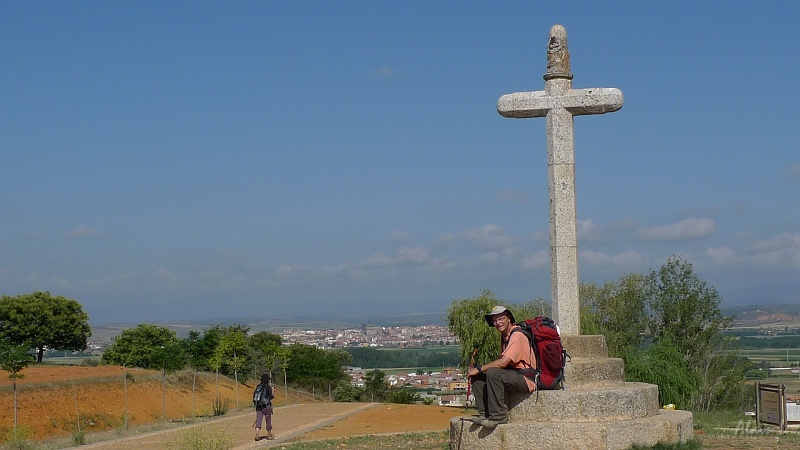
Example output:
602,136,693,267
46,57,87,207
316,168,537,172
512,316,569,390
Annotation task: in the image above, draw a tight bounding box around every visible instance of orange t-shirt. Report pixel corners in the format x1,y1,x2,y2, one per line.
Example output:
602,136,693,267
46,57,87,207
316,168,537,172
501,326,537,392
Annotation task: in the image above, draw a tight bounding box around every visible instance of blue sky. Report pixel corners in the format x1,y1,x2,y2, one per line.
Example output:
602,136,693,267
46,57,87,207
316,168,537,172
2,2,799,324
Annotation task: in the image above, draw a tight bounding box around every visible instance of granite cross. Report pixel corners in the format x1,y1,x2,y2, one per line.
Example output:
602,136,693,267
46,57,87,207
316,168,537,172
497,25,623,335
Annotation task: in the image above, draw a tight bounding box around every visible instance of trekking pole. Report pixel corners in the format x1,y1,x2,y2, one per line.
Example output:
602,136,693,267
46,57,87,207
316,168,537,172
464,348,478,413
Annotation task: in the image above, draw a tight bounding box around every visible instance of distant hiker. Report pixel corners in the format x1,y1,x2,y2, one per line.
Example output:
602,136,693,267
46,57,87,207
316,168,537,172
465,306,536,429
253,373,275,441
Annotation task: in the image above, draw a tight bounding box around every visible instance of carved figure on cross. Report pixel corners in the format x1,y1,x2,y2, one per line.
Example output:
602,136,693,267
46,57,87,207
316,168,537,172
497,24,623,335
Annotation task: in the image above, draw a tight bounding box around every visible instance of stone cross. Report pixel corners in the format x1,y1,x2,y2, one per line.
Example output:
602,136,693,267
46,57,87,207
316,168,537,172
497,25,623,335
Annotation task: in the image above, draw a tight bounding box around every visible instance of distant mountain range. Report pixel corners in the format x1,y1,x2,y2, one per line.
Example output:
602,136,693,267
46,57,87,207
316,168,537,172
719,281,800,309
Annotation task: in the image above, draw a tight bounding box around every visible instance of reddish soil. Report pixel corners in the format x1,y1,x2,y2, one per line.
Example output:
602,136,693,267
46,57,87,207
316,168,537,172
0,365,461,445
0,365,265,441
296,403,465,441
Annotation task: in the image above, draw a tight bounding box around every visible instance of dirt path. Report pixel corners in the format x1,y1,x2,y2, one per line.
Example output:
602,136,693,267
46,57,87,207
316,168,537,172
75,403,376,449
71,403,465,449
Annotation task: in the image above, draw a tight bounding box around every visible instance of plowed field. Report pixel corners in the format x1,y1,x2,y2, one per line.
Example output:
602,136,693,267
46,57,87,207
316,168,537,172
0,365,274,441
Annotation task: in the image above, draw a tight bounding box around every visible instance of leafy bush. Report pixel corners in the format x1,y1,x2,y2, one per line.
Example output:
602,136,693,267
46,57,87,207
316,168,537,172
385,388,421,404
332,381,363,402
624,341,697,409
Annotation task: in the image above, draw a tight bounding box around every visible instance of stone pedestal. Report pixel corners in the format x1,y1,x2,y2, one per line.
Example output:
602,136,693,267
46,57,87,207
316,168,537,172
450,336,694,449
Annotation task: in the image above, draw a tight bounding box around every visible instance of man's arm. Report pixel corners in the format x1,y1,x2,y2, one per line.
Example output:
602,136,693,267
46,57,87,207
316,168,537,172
467,354,513,378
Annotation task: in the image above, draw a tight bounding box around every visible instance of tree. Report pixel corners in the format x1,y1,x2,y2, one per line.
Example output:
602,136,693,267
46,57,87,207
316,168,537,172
210,325,248,409
644,256,733,366
447,289,548,369
579,257,747,411
182,329,218,371
580,274,648,358
447,290,505,370
102,324,183,369
332,380,363,402
0,292,91,363
364,369,387,402
152,342,186,420
181,329,218,417
209,325,248,377
643,256,740,410
286,344,350,392
0,343,34,440
246,331,284,381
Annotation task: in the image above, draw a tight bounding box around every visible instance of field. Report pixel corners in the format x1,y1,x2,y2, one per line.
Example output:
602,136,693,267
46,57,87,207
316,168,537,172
0,364,292,442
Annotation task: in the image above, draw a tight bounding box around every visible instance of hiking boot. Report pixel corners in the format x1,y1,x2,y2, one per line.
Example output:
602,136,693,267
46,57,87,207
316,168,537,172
468,415,484,425
267,432,275,440
480,417,509,429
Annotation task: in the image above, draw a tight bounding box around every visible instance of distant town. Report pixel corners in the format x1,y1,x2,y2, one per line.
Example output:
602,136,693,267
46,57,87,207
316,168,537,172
280,324,458,349
77,322,468,406
77,323,458,359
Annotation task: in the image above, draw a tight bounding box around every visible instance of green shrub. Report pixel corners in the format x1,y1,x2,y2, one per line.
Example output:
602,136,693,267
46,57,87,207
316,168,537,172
212,397,229,416
2,426,34,450
73,430,86,445
385,388,421,404
628,439,702,450
167,427,233,450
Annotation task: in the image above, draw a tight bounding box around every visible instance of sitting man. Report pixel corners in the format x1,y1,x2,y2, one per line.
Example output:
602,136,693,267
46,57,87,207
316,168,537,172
466,305,536,429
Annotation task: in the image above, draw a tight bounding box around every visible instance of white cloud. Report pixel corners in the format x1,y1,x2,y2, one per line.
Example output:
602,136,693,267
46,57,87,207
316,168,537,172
365,247,429,267
705,246,736,264
577,219,607,243
522,249,549,269
635,218,715,241
439,224,516,250
748,233,800,268
397,247,429,264
365,252,393,267
580,250,610,265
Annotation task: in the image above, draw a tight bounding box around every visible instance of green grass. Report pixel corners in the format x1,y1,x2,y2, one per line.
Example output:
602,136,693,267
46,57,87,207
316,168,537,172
628,441,702,450
692,409,743,431
281,431,449,449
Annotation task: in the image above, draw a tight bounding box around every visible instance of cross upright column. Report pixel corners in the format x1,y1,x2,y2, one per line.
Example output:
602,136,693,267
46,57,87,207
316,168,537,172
497,25,623,335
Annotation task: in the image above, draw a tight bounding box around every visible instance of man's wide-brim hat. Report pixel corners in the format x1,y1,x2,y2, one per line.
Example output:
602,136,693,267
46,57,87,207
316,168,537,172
485,305,515,327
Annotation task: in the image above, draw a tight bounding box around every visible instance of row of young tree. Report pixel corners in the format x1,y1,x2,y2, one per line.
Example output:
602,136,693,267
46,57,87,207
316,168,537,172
100,323,352,391
345,347,460,368
447,256,752,413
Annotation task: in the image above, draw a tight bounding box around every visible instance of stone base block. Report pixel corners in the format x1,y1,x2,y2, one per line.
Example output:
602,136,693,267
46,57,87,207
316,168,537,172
507,382,660,422
561,335,610,358
565,356,625,386
450,408,693,450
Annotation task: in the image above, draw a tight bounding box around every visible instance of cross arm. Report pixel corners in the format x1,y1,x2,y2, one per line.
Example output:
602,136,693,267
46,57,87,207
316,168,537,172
497,87,623,119
562,88,623,116
497,91,552,118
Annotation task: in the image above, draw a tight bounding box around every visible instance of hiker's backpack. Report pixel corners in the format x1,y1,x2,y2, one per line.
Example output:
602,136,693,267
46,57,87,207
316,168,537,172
252,383,271,408
512,316,569,390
